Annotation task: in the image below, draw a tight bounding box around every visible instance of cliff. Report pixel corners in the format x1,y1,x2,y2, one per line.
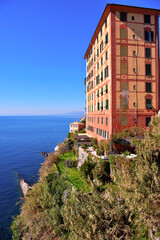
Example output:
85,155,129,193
11,116,160,240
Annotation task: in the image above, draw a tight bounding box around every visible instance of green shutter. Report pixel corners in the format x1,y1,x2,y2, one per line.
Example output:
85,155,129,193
120,28,127,39
121,45,127,56
106,117,108,125
151,31,154,42
145,48,151,58
146,99,152,109
146,64,151,76
106,33,108,43
121,114,127,126
121,81,128,91
121,62,128,74
121,97,128,109
106,99,109,109
146,83,151,92
106,84,108,93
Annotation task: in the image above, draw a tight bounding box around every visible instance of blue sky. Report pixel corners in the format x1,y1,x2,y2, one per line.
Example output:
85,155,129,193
0,0,160,115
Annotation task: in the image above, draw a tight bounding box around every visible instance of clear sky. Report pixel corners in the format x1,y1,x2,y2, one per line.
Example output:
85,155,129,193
0,0,160,115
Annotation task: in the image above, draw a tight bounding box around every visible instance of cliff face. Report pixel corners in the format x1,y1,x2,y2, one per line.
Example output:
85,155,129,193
11,117,160,240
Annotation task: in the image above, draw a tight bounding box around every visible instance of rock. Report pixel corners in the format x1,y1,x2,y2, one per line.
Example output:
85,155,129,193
20,179,30,196
41,152,48,157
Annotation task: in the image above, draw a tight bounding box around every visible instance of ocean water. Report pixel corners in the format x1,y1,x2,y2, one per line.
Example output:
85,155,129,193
0,116,78,240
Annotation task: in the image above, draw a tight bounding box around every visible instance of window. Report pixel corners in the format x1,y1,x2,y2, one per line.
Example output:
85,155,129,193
132,16,135,20
97,62,99,70
133,51,136,56
101,117,103,124
101,101,103,110
121,28,127,39
133,68,136,73
106,117,108,125
106,51,108,60
107,131,109,139
106,99,109,109
133,102,136,107
97,103,100,111
133,34,136,39
97,48,99,57
144,15,150,24
146,64,151,76
145,48,151,58
146,83,151,92
105,18,107,28
107,66,109,77
146,99,152,109
101,87,103,96
98,117,99,124
133,85,136,90
145,31,154,41
101,57,103,66
120,12,127,22
106,84,108,93
105,33,108,44
121,62,128,74
101,71,103,81
96,75,99,85
121,45,127,56
146,117,151,126
97,89,99,97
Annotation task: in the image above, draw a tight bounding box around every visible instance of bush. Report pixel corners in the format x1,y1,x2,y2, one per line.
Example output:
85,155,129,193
64,159,77,168
57,142,69,155
80,160,95,179
96,148,103,156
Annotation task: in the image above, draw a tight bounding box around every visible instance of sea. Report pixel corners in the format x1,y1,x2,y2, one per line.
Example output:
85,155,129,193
0,115,78,240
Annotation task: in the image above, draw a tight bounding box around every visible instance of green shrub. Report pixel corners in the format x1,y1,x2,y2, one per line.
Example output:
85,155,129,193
64,159,77,168
80,160,95,179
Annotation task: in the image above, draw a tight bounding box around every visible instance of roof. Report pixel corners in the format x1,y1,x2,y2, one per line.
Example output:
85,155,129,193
84,4,160,59
75,135,91,140
70,121,85,125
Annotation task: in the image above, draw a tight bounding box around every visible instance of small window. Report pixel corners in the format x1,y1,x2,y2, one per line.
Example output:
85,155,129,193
120,12,127,22
133,34,136,39
146,64,151,76
146,117,151,126
132,16,135,20
145,48,151,58
133,68,136,73
144,15,150,24
146,82,151,92
146,99,152,109
133,85,136,90
133,51,136,56
133,102,136,107
106,117,108,125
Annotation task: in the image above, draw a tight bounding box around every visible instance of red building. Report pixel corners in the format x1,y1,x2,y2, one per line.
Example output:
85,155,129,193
84,4,160,141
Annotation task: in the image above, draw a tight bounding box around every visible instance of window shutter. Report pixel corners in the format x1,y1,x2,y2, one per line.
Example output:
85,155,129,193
146,64,151,76
146,99,152,109
106,33,108,44
121,45,127,56
121,28,127,39
121,62,128,74
151,31,154,42
106,99,109,109
106,84,108,93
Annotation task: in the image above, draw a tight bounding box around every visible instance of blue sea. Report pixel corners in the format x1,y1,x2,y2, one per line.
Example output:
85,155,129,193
0,116,78,240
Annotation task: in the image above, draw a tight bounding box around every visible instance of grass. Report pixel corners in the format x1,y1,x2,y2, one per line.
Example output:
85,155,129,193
56,152,91,192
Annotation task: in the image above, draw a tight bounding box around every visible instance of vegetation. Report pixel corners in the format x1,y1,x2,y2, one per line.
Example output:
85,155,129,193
12,116,160,239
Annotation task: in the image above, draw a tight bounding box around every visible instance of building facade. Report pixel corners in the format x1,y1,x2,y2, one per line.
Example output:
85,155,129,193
84,4,160,141
70,121,85,133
